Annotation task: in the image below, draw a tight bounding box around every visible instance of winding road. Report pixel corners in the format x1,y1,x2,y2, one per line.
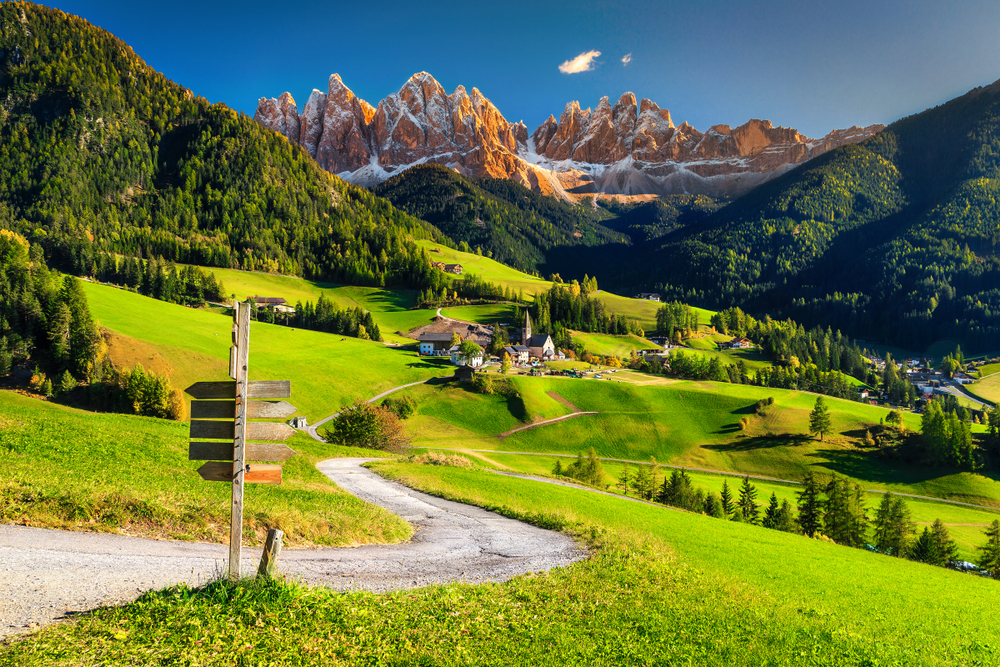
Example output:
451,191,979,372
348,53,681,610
0,458,586,639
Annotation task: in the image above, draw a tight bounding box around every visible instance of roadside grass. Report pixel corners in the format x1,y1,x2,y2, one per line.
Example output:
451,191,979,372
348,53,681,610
0,391,410,546
81,281,453,420
570,330,660,357
397,376,1000,506
10,462,1000,664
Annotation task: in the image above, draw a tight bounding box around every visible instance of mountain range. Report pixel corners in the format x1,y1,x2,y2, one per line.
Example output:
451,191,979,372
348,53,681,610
255,72,883,200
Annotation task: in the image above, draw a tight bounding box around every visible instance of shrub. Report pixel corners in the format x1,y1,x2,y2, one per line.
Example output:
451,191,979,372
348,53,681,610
382,395,416,420
408,452,473,468
322,400,410,453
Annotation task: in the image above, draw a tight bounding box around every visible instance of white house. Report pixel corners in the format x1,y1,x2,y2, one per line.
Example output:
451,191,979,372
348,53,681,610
418,332,455,356
450,344,484,368
503,345,530,365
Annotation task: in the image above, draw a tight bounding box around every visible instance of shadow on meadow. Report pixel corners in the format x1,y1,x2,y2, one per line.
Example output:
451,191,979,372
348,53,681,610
702,432,812,451
805,447,959,485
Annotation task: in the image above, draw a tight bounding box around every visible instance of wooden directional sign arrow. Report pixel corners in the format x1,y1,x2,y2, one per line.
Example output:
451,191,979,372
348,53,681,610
185,381,291,400
190,400,297,420
197,462,282,484
189,441,297,462
189,421,297,441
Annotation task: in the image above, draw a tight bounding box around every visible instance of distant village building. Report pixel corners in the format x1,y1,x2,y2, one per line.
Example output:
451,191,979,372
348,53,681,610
725,337,755,349
450,343,484,368
503,345,530,365
444,264,463,274
417,332,455,355
634,292,661,302
517,312,562,361
455,366,477,383
254,296,290,311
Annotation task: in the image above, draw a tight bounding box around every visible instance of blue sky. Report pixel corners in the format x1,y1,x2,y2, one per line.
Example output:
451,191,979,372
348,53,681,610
54,0,1000,138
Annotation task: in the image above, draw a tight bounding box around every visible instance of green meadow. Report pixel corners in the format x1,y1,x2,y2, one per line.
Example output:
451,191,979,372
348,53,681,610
570,330,660,357
81,282,453,420
0,391,409,546
8,459,1000,665
398,376,1000,506
416,240,555,297
968,372,1000,405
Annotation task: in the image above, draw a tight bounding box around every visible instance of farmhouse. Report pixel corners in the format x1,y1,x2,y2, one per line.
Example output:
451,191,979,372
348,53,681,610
634,292,661,301
444,264,463,274
503,345,530,365
722,337,755,349
450,343,484,368
254,296,293,313
418,332,455,355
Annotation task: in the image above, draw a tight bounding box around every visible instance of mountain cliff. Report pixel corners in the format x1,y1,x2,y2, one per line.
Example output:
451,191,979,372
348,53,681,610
255,72,882,200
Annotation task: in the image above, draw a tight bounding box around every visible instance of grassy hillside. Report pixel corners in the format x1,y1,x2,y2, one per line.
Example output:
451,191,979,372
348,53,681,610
397,377,1000,506
10,460,1000,664
0,391,409,546
570,331,660,357
969,372,1000,405
81,282,453,419
416,241,556,297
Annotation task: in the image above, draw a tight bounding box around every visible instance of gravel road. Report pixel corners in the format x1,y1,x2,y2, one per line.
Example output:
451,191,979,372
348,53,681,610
0,458,586,639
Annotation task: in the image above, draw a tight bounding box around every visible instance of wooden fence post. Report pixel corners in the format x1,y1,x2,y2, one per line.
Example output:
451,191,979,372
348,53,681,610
258,529,284,579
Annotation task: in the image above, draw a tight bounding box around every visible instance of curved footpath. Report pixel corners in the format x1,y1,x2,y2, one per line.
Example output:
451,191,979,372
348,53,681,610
0,458,585,639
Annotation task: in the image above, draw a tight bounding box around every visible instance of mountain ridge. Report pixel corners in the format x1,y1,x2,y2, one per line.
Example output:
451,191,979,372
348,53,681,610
255,72,883,200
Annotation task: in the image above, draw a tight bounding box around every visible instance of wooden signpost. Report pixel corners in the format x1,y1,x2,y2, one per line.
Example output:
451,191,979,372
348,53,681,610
185,301,298,580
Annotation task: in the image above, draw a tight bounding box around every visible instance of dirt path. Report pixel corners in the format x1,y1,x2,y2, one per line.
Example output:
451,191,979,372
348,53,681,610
497,411,599,438
546,390,581,412
0,459,585,639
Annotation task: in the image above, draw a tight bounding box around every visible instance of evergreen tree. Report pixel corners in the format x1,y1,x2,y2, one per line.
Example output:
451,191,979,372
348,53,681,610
704,493,725,518
720,480,734,518
797,472,824,538
809,395,832,441
910,518,958,567
762,492,780,529
823,476,868,548
978,520,1000,578
872,491,914,556
775,499,798,533
737,475,760,524
618,464,631,495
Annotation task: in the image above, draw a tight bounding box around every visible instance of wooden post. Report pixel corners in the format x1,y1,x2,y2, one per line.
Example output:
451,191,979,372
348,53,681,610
230,301,251,580
257,528,284,579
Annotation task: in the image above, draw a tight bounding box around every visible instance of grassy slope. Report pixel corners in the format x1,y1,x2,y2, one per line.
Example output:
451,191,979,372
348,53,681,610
416,240,555,297
399,377,1000,505
0,391,409,546
968,372,1000,404
10,461,1000,665
176,267,435,344
570,331,661,357
82,282,453,420
594,291,716,333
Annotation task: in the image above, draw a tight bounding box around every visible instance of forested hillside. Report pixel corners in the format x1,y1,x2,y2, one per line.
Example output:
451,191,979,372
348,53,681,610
613,79,1000,351
372,164,623,273
0,2,448,289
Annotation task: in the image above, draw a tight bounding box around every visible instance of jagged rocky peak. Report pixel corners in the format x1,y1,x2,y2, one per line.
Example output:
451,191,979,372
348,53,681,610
253,72,884,199
253,91,300,144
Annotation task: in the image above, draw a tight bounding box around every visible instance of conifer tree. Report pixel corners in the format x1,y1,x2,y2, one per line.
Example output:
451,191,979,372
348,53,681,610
762,492,780,529
720,480,734,518
809,395,832,441
978,520,1000,578
775,499,798,533
873,491,914,556
737,475,760,524
704,493,725,518
618,464,631,495
930,518,959,565
797,472,823,537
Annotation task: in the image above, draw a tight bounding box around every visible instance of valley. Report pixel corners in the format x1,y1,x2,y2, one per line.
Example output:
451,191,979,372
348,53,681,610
3,2,1000,664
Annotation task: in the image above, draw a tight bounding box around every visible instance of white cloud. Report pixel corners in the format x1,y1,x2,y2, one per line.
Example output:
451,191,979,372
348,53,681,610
621,53,632,66
558,50,602,74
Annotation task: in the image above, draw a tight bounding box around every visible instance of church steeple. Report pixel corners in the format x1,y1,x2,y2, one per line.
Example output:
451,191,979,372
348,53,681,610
523,310,532,343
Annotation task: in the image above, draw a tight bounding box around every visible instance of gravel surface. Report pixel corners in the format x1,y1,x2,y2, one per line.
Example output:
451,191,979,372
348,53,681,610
1,458,587,639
